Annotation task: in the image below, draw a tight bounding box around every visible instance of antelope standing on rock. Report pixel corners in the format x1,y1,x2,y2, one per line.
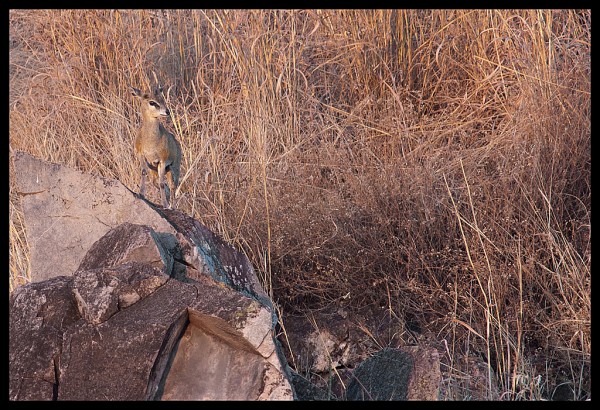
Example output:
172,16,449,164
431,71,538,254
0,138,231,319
130,85,181,209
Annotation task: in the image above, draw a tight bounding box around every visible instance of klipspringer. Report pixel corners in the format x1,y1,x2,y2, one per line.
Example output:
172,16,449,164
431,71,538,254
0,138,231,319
130,85,182,209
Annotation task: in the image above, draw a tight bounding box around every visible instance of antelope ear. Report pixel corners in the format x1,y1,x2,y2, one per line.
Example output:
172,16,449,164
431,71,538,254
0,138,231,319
129,86,142,97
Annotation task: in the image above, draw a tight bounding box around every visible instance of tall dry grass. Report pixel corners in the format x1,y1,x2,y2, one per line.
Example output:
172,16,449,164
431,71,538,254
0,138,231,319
9,10,590,400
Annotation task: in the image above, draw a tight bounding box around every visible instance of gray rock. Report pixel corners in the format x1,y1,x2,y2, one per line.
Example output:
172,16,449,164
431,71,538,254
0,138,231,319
345,347,441,401
11,150,177,284
77,222,172,274
346,348,413,400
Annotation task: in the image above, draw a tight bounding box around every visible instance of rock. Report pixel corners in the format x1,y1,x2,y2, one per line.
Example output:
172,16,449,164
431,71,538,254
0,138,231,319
77,222,172,274
403,346,442,401
58,273,194,400
346,346,441,401
11,150,177,284
9,152,294,401
346,348,412,400
9,276,80,400
158,208,271,306
345,347,441,401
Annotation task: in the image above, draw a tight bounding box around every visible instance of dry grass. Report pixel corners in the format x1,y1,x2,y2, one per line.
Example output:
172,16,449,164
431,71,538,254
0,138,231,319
9,9,590,400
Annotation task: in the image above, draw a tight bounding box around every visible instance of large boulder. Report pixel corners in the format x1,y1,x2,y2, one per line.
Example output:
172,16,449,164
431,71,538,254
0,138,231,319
11,150,177,283
9,151,294,400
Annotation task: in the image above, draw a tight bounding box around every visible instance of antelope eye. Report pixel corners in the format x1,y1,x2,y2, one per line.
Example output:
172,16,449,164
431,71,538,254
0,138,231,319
149,101,159,108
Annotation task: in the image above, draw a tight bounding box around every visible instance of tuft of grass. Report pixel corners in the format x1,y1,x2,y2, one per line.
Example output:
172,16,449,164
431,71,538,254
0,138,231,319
9,9,590,400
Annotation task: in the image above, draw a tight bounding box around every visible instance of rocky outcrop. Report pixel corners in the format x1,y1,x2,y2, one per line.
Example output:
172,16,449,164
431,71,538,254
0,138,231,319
9,151,294,401
10,151,443,401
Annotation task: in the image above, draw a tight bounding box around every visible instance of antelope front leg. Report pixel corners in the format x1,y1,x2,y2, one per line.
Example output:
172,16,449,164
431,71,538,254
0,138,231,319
166,170,176,209
138,155,149,198
157,162,169,208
